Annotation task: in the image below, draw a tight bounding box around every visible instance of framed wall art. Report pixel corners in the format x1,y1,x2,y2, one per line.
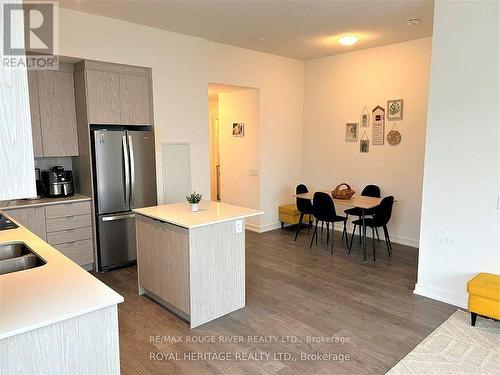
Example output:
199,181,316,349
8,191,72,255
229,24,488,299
372,106,385,145
360,131,369,153
387,124,402,145
360,140,369,153
232,122,244,137
345,123,358,142
387,99,403,121
361,106,370,127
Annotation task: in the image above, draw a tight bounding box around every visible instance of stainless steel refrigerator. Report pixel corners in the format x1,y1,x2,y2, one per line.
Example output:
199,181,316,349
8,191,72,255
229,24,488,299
91,127,157,271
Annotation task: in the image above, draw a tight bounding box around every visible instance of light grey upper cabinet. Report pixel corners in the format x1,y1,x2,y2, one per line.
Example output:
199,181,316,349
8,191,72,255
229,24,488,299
37,70,79,157
75,60,153,127
27,70,43,157
120,74,153,125
85,70,121,125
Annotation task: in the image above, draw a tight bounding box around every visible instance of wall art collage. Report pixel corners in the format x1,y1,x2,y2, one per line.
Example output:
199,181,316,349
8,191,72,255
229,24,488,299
345,100,403,152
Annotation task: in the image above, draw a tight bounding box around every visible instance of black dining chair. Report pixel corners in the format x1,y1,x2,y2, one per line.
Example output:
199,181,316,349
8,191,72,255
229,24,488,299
349,196,394,261
294,184,314,241
345,184,381,243
310,192,349,254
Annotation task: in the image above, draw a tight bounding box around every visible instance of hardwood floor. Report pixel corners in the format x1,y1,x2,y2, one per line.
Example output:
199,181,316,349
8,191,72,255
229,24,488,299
93,227,456,375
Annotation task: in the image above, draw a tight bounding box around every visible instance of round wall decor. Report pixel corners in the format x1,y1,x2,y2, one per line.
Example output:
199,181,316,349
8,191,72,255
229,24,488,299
387,130,401,145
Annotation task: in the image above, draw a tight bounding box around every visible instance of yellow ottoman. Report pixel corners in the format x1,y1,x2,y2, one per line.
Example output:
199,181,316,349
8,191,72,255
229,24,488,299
467,273,500,326
278,204,311,229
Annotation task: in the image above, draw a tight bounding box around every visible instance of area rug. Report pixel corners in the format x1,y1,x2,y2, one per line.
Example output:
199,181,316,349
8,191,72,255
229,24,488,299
387,310,500,374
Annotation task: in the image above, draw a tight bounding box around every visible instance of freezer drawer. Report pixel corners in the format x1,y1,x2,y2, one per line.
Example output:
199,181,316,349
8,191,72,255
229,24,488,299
97,213,136,270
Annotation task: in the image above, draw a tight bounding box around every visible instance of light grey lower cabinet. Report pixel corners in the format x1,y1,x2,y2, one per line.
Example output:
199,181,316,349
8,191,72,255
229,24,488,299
5,201,94,268
0,305,120,375
136,214,246,328
6,206,47,241
45,201,94,267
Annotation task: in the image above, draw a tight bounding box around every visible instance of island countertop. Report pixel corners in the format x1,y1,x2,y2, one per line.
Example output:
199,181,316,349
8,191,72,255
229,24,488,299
133,200,263,229
0,215,123,340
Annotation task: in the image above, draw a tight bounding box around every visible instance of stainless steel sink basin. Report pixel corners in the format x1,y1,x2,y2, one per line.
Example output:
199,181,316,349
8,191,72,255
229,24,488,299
0,243,46,275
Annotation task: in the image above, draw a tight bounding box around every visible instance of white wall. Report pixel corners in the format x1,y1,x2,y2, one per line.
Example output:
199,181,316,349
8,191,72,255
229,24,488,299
207,42,304,231
415,0,500,308
58,9,305,228
302,38,432,247
58,8,209,202
218,89,260,228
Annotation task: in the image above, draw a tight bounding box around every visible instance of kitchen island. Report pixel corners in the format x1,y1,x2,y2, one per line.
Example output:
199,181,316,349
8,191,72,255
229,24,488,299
133,200,263,328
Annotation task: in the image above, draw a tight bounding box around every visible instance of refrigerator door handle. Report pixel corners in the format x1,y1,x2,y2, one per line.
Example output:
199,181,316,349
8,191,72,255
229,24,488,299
128,134,136,206
102,213,136,222
122,134,131,207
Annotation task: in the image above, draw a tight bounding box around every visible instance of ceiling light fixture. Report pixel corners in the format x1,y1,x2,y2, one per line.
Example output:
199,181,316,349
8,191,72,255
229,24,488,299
407,17,422,26
251,36,267,43
338,35,358,46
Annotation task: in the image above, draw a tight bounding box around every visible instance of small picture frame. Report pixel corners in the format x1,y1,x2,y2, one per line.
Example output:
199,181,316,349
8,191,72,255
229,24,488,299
360,140,369,153
387,99,403,121
361,106,370,127
345,123,358,142
232,122,244,137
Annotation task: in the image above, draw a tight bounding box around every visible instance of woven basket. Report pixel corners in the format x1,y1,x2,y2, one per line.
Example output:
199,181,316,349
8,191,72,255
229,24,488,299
332,183,355,200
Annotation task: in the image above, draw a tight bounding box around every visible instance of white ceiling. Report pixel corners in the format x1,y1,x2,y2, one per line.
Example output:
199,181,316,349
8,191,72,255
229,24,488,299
58,0,434,60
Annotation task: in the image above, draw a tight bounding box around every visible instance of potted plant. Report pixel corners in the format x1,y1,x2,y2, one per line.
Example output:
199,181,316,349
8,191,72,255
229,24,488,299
186,192,202,212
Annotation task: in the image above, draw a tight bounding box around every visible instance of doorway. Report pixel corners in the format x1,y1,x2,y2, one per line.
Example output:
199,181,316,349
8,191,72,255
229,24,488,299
208,83,261,228
208,94,221,201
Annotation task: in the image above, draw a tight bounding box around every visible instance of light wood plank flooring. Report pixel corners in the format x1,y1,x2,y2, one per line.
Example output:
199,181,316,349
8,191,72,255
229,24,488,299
93,228,456,375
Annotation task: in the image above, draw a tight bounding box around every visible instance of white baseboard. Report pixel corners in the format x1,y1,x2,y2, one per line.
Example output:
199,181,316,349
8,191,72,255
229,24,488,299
246,222,281,233
253,222,282,233
333,222,419,248
414,283,467,308
245,222,262,233
252,221,419,248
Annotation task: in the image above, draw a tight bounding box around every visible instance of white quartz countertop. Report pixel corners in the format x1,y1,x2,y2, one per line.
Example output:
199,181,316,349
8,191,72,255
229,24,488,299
0,216,123,340
133,200,263,229
0,194,91,210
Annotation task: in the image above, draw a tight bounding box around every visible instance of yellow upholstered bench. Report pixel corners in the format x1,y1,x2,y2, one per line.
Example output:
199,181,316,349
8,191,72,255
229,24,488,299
467,272,500,326
278,204,311,229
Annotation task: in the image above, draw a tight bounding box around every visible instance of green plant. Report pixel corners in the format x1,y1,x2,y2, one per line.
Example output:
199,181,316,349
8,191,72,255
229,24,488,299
186,191,202,204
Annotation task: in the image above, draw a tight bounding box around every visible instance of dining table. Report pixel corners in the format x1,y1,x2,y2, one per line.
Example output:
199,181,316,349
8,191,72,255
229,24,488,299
293,191,383,263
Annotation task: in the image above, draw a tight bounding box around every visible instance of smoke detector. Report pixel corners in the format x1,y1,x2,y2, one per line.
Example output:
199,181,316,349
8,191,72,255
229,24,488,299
407,17,422,26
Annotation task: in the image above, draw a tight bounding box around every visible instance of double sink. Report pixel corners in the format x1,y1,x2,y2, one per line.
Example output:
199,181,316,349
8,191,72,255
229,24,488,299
0,243,46,275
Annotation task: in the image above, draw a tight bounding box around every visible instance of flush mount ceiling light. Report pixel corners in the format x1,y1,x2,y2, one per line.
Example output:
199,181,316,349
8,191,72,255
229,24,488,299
251,36,267,43
407,17,422,26
338,35,358,46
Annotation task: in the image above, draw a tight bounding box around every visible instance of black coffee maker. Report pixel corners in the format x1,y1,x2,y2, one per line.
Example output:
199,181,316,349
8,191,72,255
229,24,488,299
42,166,75,197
